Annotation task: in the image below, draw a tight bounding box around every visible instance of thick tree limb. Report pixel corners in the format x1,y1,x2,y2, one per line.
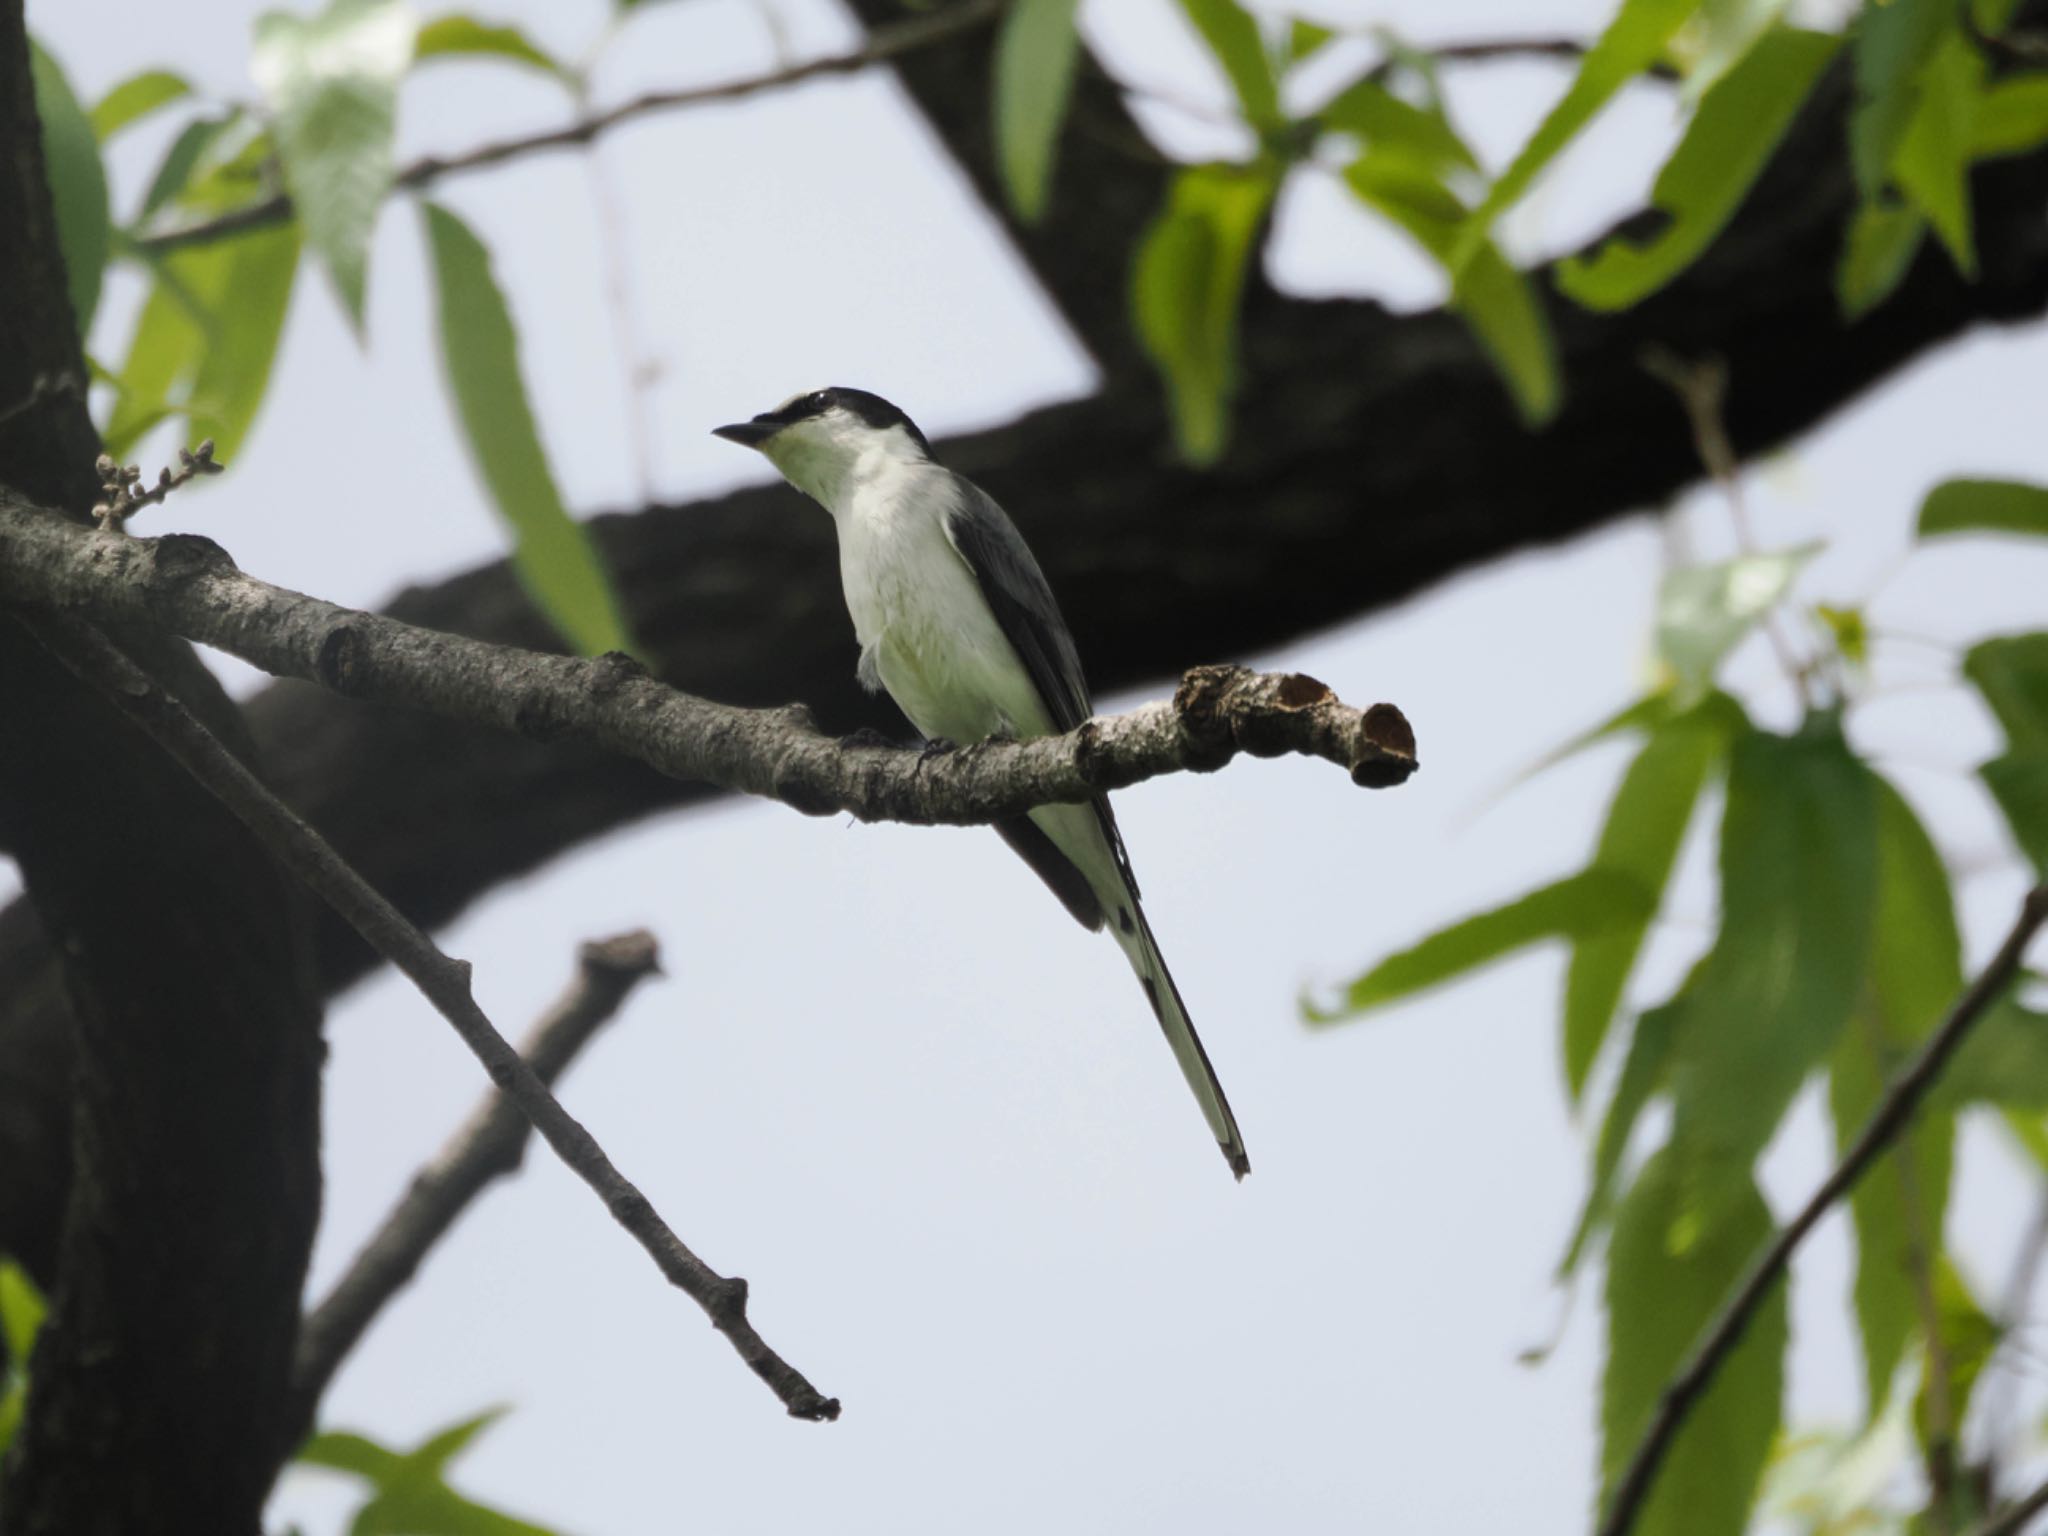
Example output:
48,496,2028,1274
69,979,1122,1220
21,611,840,1423
140,0,1004,255
1597,884,2048,1536
0,9,324,1533
290,931,664,1435
0,500,1418,819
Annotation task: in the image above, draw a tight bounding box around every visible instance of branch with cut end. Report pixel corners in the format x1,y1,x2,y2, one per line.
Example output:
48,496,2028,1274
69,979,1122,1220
0,496,1418,824
15,608,838,1423
290,929,663,1434
140,0,1004,254
1597,882,2048,1536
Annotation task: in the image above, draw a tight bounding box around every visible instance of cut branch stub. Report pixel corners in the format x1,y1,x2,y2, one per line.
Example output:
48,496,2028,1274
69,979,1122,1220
1170,665,1418,788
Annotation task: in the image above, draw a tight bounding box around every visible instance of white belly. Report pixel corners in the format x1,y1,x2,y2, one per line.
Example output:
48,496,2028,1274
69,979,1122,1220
836,481,1053,746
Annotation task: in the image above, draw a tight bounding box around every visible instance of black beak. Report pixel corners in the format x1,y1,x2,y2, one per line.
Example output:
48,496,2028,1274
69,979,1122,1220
712,417,778,448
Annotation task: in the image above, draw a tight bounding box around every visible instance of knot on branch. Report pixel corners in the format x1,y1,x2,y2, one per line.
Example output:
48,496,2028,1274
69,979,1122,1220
314,624,367,696
1171,665,1418,788
149,533,235,590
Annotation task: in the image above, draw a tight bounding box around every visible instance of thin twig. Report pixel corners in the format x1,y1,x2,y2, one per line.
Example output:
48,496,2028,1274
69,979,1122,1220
1598,883,2048,1536
291,930,664,1430
139,0,1004,254
21,612,840,1422
0,497,1419,825
1963,1473,2048,1536
89,441,222,530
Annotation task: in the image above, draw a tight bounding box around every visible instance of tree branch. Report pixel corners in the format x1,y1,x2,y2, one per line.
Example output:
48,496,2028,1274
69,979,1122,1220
19,610,840,1423
289,929,663,1435
1965,1474,2048,1536
0,498,1419,820
1598,883,2048,1536
139,0,1004,255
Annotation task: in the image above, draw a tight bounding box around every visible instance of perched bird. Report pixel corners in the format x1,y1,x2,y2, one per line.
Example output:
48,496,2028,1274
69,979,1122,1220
715,387,1248,1179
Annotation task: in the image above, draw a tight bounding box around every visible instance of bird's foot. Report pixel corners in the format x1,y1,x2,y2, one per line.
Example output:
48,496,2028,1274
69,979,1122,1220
917,736,959,765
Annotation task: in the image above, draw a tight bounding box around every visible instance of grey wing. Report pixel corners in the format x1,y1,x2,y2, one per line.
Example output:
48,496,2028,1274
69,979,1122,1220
941,475,1142,919
940,475,1092,734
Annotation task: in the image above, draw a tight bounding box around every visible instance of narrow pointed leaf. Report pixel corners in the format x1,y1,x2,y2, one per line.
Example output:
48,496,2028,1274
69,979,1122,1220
1683,0,1790,102
1176,0,1280,127
1132,163,1276,464
1558,28,1839,311
1316,77,1475,173
1563,705,1728,1098
1671,724,1880,1173
1456,0,1697,267
415,15,567,78
993,0,1082,223
1918,479,2048,540
1972,75,2048,158
1310,868,1655,1024
1346,151,1558,424
29,39,110,337
1849,0,1950,196
1836,198,1925,318
253,0,417,331
421,201,633,657
137,114,241,223
1560,988,1685,1279
1891,31,1983,273
1828,782,1960,1419
1601,1145,1786,1536
90,69,192,140
187,223,301,462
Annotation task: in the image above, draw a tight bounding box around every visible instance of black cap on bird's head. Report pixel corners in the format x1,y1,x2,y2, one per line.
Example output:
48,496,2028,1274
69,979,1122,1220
712,386,930,455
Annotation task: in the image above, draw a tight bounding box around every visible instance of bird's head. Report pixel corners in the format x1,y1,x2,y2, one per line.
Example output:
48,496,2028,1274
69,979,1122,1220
713,387,931,507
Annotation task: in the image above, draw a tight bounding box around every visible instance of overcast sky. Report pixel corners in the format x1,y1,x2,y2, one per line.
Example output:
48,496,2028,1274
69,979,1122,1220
18,1,2048,1532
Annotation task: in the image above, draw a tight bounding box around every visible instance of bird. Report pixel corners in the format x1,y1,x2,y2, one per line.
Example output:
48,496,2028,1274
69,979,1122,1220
714,386,1249,1179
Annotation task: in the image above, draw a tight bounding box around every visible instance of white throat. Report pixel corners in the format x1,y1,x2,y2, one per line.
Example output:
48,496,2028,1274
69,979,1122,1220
765,419,928,517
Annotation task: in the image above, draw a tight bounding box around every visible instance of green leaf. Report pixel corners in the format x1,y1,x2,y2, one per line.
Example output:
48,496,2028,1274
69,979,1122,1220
1671,724,1880,1175
1982,754,2048,872
1563,704,1728,1099
1918,478,2048,540
1310,868,1656,1024
1316,77,1476,174
1655,545,1817,700
1601,1145,1786,1536
1849,0,1951,198
1132,163,1276,465
1176,0,1280,128
1941,985,2048,1108
1913,1261,2000,1496
1972,74,2048,158
90,69,192,141
1288,20,1337,63
137,114,241,224
1455,0,1698,268
1682,0,1790,102
0,1262,46,1366
187,223,301,462
298,1412,566,1536
1557,28,1839,311
1836,198,1925,319
993,0,1082,223
1828,782,1960,1420
1891,30,1983,274
253,0,417,331
1561,986,1686,1279
1345,151,1559,424
103,226,299,464
1964,634,2048,752
421,202,633,657
415,15,567,78
29,39,111,338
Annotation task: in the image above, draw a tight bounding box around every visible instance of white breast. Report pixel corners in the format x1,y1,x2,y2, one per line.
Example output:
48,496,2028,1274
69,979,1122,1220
831,464,1053,746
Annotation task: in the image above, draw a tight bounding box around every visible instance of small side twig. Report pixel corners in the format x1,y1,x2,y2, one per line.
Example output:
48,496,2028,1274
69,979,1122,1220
91,441,222,531
291,930,664,1431
22,612,839,1422
1597,882,2048,1536
1963,1473,2048,1536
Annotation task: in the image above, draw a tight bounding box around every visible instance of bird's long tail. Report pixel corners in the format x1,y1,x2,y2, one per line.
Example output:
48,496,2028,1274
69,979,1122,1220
1107,893,1250,1180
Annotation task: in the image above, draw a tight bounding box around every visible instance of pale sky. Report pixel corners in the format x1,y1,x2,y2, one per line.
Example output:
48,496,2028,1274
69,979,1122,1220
17,2,2048,1532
